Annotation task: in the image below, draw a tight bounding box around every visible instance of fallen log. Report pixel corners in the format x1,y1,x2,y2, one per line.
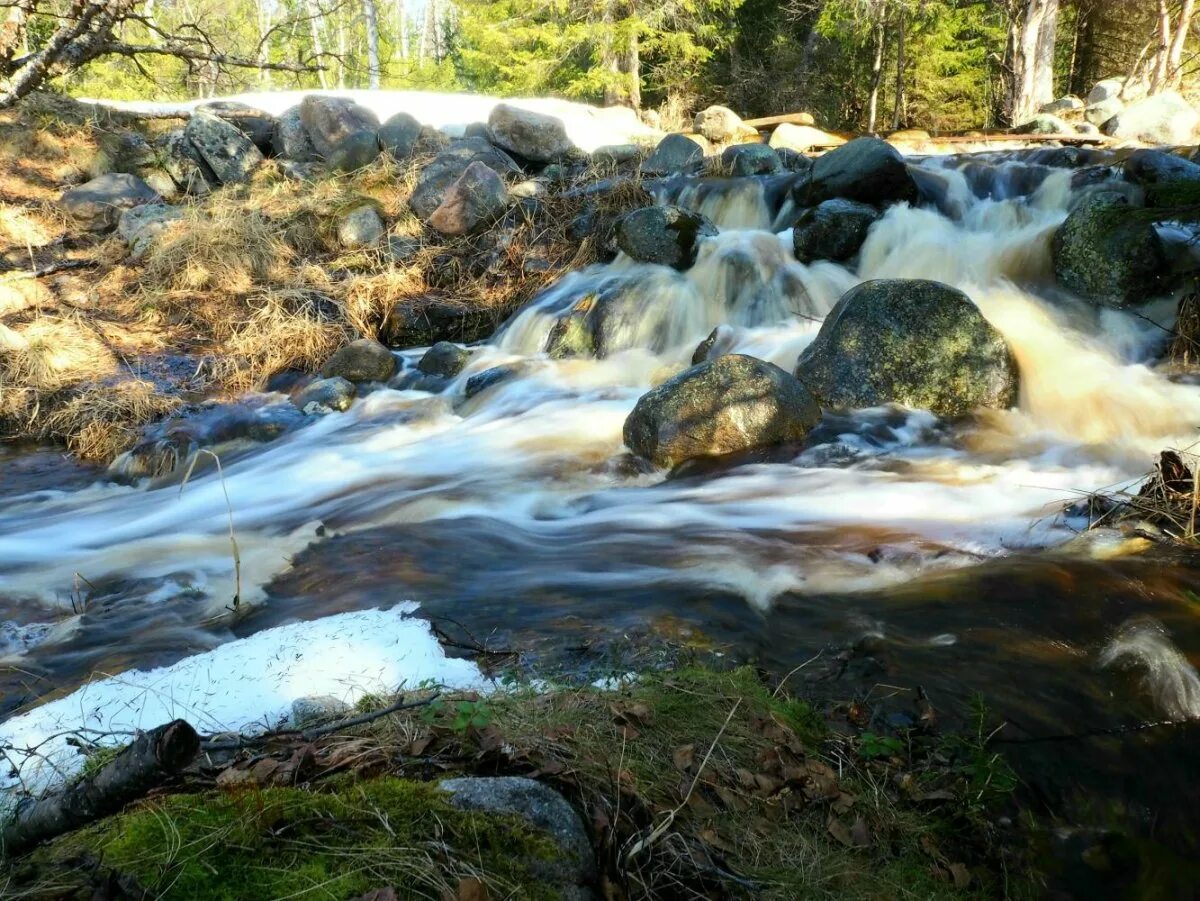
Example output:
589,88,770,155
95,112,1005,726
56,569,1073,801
1,719,199,858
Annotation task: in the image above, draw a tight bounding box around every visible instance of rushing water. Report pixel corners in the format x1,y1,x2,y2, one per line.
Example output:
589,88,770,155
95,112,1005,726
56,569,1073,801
4,149,1200,850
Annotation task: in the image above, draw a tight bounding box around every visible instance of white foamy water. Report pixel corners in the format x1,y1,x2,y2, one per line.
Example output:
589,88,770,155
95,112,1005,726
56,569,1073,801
2,149,1198,770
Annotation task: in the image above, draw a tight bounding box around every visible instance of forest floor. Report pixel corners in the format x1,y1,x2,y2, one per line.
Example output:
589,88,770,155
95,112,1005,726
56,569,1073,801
1,664,1044,900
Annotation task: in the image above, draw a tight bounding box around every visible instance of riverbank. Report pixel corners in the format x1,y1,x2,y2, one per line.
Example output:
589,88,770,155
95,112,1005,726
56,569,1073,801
2,664,1042,899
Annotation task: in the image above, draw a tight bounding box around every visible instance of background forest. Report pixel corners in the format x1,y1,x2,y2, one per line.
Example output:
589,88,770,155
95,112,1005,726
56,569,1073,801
3,0,1199,135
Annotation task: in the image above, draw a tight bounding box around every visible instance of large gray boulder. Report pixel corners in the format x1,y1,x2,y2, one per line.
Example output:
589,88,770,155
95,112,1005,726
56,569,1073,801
428,160,508,236
615,205,717,270
1040,96,1084,114
1014,113,1072,135
694,105,747,144
1123,148,1200,186
378,111,423,160
409,138,520,220
799,137,918,206
160,129,214,196
319,338,397,382
1102,92,1200,145
273,105,319,162
117,203,186,258
1084,96,1124,128
624,354,822,468
792,199,879,264
300,95,381,171
198,100,277,153
721,143,782,176
184,110,264,185
487,103,574,162
60,173,159,230
795,279,1018,418
1087,78,1124,105
640,134,704,176
1052,192,1170,305
439,777,594,891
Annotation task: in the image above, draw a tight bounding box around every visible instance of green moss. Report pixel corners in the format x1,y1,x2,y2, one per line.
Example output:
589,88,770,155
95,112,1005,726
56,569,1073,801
1144,179,1200,211
31,777,560,900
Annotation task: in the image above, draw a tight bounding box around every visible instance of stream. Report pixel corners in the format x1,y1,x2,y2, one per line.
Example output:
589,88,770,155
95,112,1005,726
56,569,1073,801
4,149,1200,858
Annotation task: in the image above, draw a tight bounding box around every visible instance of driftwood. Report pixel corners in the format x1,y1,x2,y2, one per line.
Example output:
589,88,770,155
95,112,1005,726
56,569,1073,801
2,719,199,857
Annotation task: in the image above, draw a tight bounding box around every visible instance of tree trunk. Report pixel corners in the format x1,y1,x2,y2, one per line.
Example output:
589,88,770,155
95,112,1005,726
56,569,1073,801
1150,0,1172,94
892,6,905,130
363,0,381,88
1,720,199,857
307,0,329,88
1009,0,1060,125
337,10,347,88
256,0,273,87
867,12,885,133
624,16,640,111
1168,0,1196,89
396,0,408,60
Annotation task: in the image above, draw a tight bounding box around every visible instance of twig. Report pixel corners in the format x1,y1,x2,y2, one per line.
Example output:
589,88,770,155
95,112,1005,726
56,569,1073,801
179,449,241,609
200,694,440,752
989,715,1200,745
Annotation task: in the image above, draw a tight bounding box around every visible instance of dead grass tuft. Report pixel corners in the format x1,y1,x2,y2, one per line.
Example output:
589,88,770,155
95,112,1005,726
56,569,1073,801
39,379,182,461
1084,448,1200,541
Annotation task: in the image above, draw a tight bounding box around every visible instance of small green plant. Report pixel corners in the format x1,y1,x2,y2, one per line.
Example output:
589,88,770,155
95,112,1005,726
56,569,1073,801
859,732,905,760
422,695,492,733
945,695,1018,811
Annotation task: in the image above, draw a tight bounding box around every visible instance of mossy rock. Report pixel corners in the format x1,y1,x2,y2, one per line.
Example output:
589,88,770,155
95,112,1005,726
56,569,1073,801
795,279,1018,417
15,777,565,900
1052,191,1170,305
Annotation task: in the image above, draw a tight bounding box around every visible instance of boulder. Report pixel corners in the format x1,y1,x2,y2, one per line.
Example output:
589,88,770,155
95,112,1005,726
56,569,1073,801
184,111,264,185
160,129,214,196
1014,114,1071,135
300,95,381,171
694,105,747,144
1084,96,1124,128
378,112,423,160
794,279,1018,417
1087,78,1125,105
383,297,494,346
624,354,822,468
428,161,508,236
1102,92,1200,145
294,376,356,413
273,105,319,162
720,143,782,176
91,131,155,177
1040,96,1084,114
768,123,843,153
198,101,277,153
439,777,594,890
319,338,397,382
117,203,186,259
614,205,718,269
1075,122,1101,136
591,144,642,166
464,364,524,398
1052,191,1169,305
799,136,919,206
60,173,159,230
776,147,815,173
1123,148,1200,186
336,203,386,249
487,103,574,162
640,134,704,176
417,341,470,377
792,199,879,264
410,139,520,220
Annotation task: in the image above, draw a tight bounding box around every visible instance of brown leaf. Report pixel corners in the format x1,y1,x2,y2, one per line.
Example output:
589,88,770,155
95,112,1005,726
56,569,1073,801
215,766,255,788
685,790,717,816
713,784,748,811
850,817,871,848
250,758,282,785
699,827,737,854
456,877,489,901
407,735,433,756
753,773,782,796
734,768,757,789
827,817,854,847
618,724,640,741
948,863,971,889
832,792,857,813
673,744,695,772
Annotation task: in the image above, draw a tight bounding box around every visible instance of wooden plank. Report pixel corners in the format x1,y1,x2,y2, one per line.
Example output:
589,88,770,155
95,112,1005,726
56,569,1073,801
918,132,1113,146
742,112,817,129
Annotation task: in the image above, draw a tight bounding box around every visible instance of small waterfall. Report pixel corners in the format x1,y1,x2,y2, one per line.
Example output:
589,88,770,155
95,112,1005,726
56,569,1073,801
1100,619,1200,721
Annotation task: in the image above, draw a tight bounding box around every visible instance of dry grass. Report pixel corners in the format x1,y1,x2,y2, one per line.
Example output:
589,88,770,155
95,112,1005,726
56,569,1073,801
1084,448,1200,542
39,379,182,460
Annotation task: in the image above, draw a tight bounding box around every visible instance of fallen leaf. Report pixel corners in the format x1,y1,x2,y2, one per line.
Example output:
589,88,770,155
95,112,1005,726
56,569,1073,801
850,817,871,848
734,768,757,789
250,758,282,784
673,744,695,772
832,792,857,813
948,863,971,889
827,817,854,847
407,735,432,756
215,766,255,788
753,773,782,795
457,877,489,901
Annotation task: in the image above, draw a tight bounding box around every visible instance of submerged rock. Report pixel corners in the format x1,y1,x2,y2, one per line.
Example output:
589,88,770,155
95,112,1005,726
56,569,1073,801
464,364,524,398
184,110,264,185
428,161,508,236
1052,192,1169,305
799,137,918,206
640,133,704,176
624,354,822,468
488,103,574,162
319,338,397,383
792,199,879,264
614,205,717,270
60,173,158,230
294,376,356,413
794,279,1018,417
417,341,470,377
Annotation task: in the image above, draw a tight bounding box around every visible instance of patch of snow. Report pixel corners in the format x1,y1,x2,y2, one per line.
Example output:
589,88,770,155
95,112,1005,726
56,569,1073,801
86,89,660,153
0,603,485,797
